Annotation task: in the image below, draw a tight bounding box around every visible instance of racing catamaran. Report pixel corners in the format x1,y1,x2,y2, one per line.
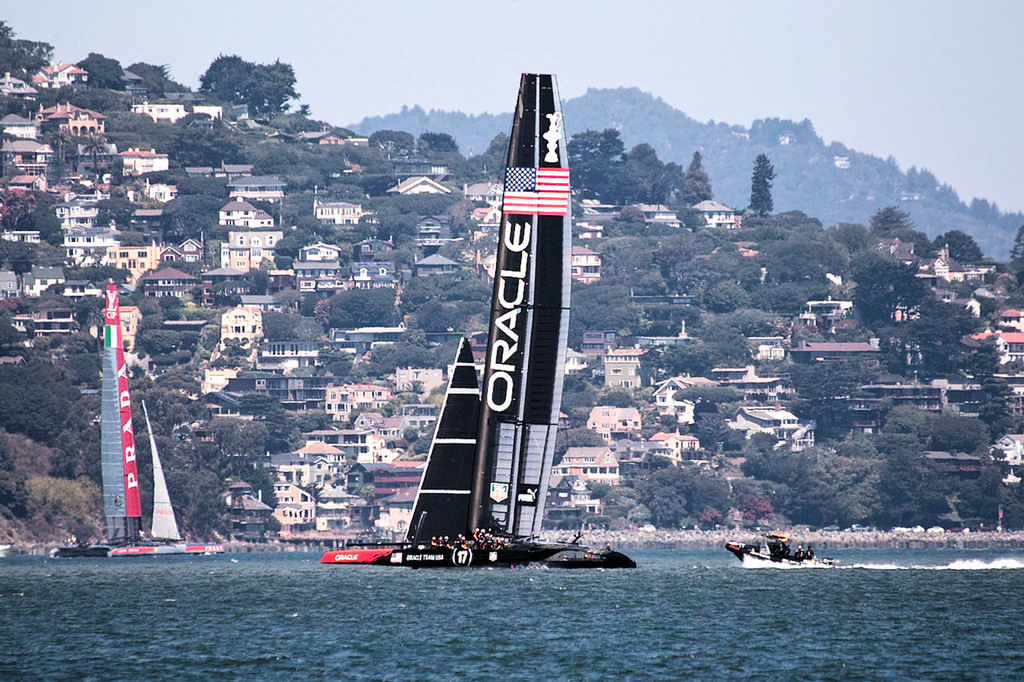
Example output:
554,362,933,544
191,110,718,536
52,284,223,558
322,74,633,568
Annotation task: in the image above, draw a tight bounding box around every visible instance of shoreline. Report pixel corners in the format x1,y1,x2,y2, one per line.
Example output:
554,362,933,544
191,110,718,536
544,528,1024,552
14,529,1024,556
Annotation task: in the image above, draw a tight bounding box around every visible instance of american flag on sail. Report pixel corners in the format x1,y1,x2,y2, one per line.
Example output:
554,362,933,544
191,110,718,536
502,167,570,216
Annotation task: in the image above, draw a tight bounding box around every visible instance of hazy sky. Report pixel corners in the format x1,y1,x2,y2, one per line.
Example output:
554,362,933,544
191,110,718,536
7,1,1022,213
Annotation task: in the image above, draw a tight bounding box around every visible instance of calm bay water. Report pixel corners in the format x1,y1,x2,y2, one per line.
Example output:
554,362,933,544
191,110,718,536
2,549,1023,681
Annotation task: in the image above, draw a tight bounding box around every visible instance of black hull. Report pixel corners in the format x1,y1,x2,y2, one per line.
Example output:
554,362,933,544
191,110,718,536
322,541,636,568
51,544,113,558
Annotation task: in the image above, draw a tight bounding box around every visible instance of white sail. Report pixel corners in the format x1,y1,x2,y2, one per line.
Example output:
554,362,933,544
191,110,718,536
143,401,182,542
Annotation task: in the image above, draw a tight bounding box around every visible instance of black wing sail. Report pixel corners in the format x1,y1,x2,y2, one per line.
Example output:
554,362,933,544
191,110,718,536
406,338,481,544
470,74,571,537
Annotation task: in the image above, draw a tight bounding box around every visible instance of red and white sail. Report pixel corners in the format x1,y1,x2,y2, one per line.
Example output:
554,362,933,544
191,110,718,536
101,284,142,541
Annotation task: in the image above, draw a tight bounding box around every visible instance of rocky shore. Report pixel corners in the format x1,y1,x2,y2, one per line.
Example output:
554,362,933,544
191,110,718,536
542,528,1024,552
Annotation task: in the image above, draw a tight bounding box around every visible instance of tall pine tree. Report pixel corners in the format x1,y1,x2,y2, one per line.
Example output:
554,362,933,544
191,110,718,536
680,151,713,206
749,153,775,216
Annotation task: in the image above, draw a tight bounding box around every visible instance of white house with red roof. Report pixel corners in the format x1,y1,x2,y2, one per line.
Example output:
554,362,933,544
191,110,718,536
995,331,1024,365
32,63,88,89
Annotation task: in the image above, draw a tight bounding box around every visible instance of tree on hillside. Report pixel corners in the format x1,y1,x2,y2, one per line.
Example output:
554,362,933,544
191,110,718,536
1011,224,1024,264
680,151,713,206
749,153,775,216
125,62,188,98
568,128,625,201
0,22,52,78
199,55,300,117
850,251,928,324
369,130,416,157
418,131,459,154
869,206,914,237
76,53,123,90
932,230,983,262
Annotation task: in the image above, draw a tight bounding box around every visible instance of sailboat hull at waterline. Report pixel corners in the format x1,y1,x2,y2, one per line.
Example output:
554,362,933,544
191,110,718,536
320,541,636,568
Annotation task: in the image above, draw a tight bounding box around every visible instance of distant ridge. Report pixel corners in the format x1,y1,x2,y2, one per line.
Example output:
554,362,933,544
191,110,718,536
353,87,1021,259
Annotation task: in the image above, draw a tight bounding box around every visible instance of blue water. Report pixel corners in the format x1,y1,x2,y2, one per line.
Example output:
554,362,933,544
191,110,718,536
2,549,1023,681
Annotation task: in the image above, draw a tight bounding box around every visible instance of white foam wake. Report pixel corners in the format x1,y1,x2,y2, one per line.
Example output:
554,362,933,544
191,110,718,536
844,558,1024,570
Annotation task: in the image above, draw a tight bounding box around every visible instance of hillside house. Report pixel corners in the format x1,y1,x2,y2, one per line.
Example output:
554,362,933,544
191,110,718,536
354,239,393,261
0,270,18,299
228,175,286,203
729,406,815,450
551,447,621,485
571,245,601,284
413,254,458,277
258,340,320,371
219,306,263,349
1,139,52,177
105,243,161,284
33,63,88,89
21,266,64,297
62,226,118,266
394,367,446,395
350,261,397,289
648,432,702,465
220,230,283,271
0,75,37,101
545,476,601,521
298,242,342,262
225,481,273,540
12,308,75,336
464,181,503,205
131,101,188,123
603,348,646,388
314,199,364,225
789,340,880,363
120,148,169,175
587,406,642,442
710,366,790,402
324,383,394,421
272,481,316,534
376,487,417,535
0,113,38,139
139,267,198,297
581,331,617,356
219,201,274,228
36,103,104,134
632,203,680,228
387,176,451,195
315,483,359,532
692,200,741,229
294,260,345,294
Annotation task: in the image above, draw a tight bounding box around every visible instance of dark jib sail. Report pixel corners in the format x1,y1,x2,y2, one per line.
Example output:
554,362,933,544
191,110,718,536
406,338,480,544
470,73,571,537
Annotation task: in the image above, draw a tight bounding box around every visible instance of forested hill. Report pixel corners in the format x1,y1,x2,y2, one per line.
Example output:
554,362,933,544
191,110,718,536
354,87,1022,259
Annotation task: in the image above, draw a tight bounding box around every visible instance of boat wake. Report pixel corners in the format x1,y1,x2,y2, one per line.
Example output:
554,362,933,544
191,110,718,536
843,558,1024,570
